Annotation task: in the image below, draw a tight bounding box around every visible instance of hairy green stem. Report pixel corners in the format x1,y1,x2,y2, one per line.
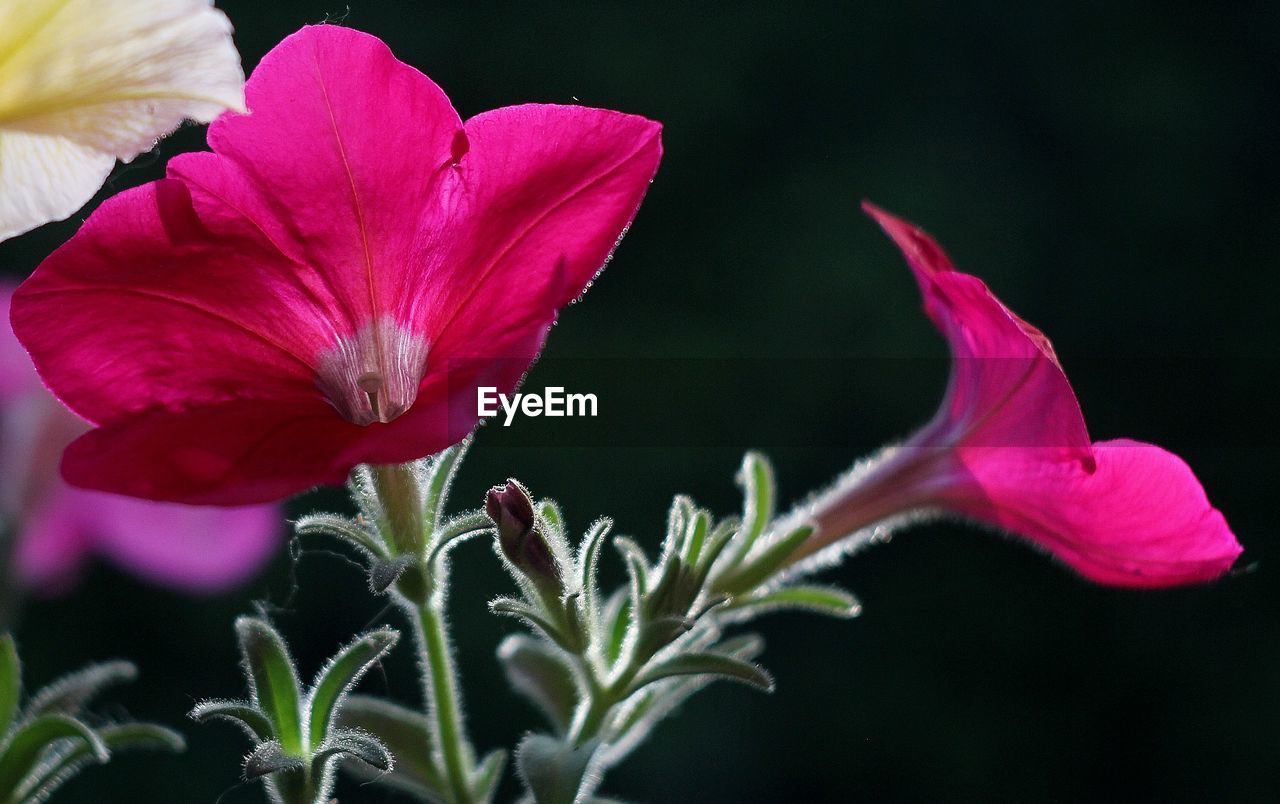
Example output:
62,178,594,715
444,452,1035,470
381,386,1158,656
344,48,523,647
411,596,475,804
571,659,641,745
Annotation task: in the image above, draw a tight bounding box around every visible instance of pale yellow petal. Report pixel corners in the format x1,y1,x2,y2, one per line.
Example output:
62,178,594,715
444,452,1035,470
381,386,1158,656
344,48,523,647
0,130,114,240
0,0,244,238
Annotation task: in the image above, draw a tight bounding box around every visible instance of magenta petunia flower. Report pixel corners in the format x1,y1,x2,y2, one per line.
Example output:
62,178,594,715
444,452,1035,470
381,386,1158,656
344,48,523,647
0,284,279,593
786,203,1241,587
10,25,663,505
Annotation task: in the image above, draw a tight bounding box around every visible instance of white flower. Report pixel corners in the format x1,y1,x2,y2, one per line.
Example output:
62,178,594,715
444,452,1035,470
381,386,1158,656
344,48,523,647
0,0,245,241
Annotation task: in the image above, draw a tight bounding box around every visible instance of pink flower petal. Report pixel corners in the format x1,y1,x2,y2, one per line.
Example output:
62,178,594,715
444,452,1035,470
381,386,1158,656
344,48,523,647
2,285,281,592
427,104,663,357
12,180,327,425
15,483,279,594
794,204,1241,588
11,26,662,505
862,202,1092,460
947,440,1240,586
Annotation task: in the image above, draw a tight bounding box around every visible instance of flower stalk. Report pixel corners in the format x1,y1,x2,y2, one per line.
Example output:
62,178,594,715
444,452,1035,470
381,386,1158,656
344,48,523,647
298,442,501,804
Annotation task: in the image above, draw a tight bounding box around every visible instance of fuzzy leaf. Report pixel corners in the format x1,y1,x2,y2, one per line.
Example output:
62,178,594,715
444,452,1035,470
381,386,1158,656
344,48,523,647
490,599,575,653
235,618,303,754
626,652,773,696
603,635,765,765
295,513,388,559
516,733,598,804
335,695,446,799
602,593,631,666
427,511,490,568
189,699,273,742
16,722,184,803
614,538,649,607
713,525,813,596
537,500,565,541
725,585,861,619
471,749,507,802
242,739,304,781
369,554,417,595
307,628,398,747
0,714,107,796
25,660,136,720
0,634,18,738
423,439,470,532
497,635,579,735
311,728,392,779
734,452,775,562
576,518,612,625
682,511,710,567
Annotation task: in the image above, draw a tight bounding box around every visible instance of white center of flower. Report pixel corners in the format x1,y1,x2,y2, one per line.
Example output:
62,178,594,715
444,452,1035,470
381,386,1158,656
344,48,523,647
315,316,429,426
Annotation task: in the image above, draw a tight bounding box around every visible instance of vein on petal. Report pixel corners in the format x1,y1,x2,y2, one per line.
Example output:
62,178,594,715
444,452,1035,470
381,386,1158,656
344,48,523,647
311,44,381,347
434,125,656,349
21,284,316,374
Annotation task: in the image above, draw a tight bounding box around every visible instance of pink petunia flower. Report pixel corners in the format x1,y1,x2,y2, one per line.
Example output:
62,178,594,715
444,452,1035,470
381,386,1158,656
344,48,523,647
10,25,663,506
783,203,1242,587
0,284,279,593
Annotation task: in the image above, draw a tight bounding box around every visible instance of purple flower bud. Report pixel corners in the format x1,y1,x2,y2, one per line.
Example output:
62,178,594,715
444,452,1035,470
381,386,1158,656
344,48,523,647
486,480,561,593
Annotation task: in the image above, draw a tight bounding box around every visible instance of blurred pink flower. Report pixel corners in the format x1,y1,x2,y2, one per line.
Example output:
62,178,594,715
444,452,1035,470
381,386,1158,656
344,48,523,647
787,203,1241,587
0,285,279,594
10,25,662,506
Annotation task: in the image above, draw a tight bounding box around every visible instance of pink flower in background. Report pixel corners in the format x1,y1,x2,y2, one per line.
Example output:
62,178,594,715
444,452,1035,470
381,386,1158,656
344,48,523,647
787,203,1241,587
11,25,662,505
0,285,279,593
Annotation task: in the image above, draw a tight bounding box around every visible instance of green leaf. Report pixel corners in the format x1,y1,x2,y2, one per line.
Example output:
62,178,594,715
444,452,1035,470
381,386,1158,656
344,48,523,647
294,513,388,559
189,699,273,742
242,740,304,781
690,518,740,592
576,517,612,626
428,511,491,567
471,749,507,803
423,439,470,532
681,510,710,567
0,714,107,796
626,652,774,696
614,538,649,608
16,723,184,803
734,452,775,563
25,660,136,720
335,695,446,799
665,496,693,552
489,599,575,653
537,499,565,541
368,554,417,595
310,728,392,779
515,733,598,804
602,593,631,666
606,634,765,755
235,617,303,755
725,585,861,619
0,634,19,738
307,628,399,749
713,525,813,596
497,635,579,735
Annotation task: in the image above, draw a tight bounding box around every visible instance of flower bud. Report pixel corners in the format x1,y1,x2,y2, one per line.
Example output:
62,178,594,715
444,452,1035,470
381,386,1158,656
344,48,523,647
487,480,562,594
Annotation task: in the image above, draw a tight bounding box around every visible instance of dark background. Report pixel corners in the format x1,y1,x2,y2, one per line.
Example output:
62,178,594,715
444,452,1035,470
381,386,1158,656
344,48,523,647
2,1,1277,801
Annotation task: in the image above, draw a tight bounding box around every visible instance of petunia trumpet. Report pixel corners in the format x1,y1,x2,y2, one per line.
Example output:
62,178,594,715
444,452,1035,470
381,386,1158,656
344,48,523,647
782,203,1241,587
0,285,279,593
11,25,663,505
0,0,245,241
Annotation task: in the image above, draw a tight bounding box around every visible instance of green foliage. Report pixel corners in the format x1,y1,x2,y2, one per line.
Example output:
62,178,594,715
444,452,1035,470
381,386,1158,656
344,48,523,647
190,618,398,804
0,633,183,804
487,451,858,802
295,440,489,604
